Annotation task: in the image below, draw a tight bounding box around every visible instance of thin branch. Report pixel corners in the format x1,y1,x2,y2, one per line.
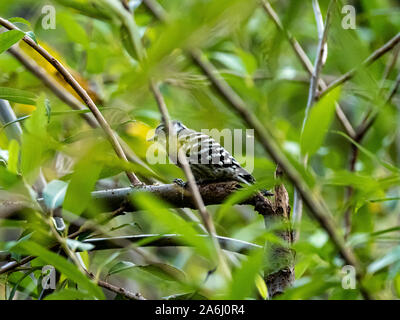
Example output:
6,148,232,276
87,271,146,300
7,45,154,176
81,234,262,254
356,71,400,141
304,0,333,125
8,46,98,128
382,44,400,82
319,32,400,99
261,0,356,139
0,17,141,186
149,80,231,279
343,73,400,237
293,0,334,242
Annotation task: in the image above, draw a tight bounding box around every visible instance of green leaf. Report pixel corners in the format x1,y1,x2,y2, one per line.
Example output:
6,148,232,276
0,165,20,189
0,87,36,105
7,139,19,174
25,31,37,44
255,273,268,300
8,267,41,300
368,245,400,274
20,94,48,183
15,241,104,299
66,239,95,252
8,17,32,28
63,155,102,215
132,192,213,259
24,94,47,136
108,261,135,275
226,248,263,299
301,87,341,157
44,288,94,300
43,180,68,210
57,13,89,46
0,30,24,54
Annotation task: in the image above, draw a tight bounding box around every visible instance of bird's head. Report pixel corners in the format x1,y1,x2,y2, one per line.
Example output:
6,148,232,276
148,120,187,142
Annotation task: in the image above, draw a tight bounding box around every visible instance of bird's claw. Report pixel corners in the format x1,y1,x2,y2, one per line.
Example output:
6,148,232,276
261,189,274,197
173,178,187,188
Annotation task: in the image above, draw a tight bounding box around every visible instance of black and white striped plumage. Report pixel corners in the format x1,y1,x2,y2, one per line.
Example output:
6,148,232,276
152,120,255,185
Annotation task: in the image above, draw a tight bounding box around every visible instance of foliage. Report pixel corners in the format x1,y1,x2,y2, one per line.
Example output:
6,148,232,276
0,0,400,300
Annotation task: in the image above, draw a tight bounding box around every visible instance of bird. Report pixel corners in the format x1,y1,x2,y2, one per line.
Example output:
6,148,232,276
149,120,258,186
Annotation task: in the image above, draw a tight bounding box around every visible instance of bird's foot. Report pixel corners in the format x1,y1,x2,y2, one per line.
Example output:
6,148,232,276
261,189,274,197
173,178,187,188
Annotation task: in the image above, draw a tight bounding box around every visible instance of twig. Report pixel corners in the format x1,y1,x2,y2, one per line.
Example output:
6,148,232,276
261,0,356,139
87,271,146,300
0,17,141,186
356,71,400,140
8,46,98,128
343,70,400,237
293,0,334,242
149,80,231,279
319,32,400,99
82,234,261,254
382,44,400,82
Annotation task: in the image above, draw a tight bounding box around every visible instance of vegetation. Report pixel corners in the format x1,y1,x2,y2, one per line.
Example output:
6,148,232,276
0,0,399,300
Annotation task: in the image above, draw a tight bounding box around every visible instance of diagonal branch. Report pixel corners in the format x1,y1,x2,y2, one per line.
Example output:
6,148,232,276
149,81,231,279
7,45,154,178
319,32,400,99
8,46,98,128
0,17,142,186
